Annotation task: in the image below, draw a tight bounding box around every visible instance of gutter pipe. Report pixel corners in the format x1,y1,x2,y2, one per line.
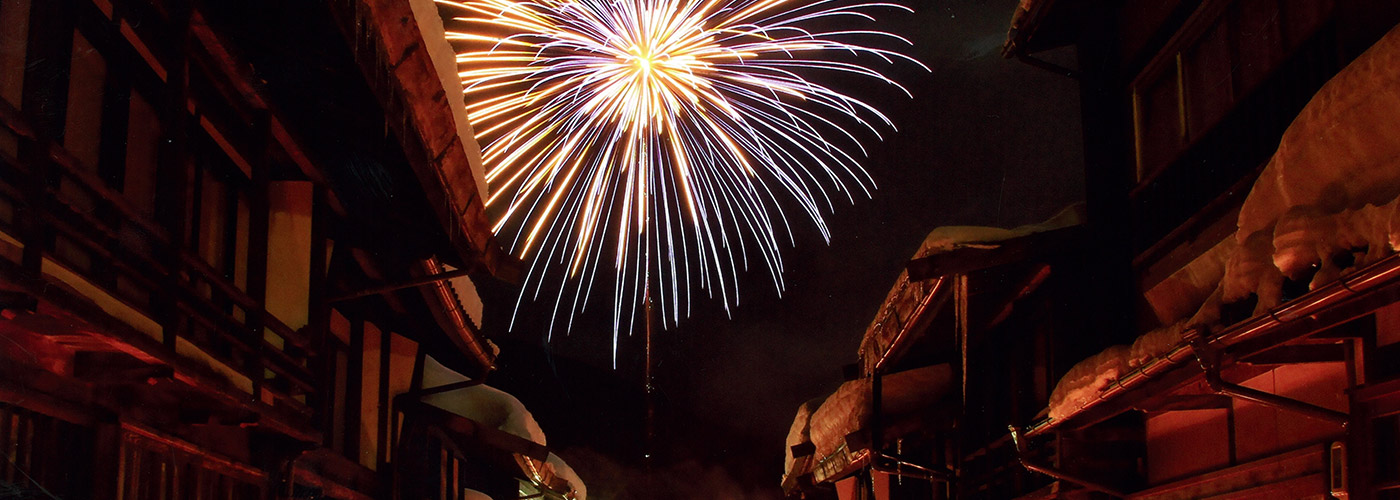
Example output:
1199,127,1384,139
1019,253,1400,438
420,257,496,375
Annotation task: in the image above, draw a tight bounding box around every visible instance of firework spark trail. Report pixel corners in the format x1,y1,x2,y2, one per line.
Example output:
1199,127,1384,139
438,0,922,360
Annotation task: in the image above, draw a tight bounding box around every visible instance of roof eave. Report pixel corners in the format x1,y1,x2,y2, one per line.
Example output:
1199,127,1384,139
328,0,521,284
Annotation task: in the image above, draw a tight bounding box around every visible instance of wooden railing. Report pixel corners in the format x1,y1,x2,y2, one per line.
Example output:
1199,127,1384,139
0,96,314,419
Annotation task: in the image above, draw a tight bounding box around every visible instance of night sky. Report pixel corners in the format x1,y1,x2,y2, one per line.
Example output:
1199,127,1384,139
477,0,1087,496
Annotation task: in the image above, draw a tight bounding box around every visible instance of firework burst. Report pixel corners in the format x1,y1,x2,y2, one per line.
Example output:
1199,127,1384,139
438,0,921,355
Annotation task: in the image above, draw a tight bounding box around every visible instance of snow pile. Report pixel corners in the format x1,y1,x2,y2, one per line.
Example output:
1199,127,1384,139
1273,199,1400,289
421,357,585,499
784,398,823,476
545,453,588,500
806,364,951,462
1144,237,1234,325
1238,21,1400,241
1129,322,1187,369
859,272,923,374
914,203,1084,258
423,383,548,446
461,489,493,500
1047,345,1130,421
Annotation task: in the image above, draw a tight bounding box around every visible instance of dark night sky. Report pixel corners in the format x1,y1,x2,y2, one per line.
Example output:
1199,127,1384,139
479,0,1087,496
210,0,1081,495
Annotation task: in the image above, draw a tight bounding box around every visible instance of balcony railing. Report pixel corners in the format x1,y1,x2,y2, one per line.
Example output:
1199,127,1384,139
0,95,314,423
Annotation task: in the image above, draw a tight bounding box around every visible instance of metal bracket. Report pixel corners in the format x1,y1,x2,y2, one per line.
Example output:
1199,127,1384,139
328,267,473,303
1190,343,1349,427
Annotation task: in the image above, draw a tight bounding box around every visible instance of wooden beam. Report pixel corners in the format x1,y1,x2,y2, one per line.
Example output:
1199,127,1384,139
185,10,347,217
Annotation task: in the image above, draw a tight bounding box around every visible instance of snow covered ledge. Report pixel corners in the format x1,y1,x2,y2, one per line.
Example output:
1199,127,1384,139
422,356,588,500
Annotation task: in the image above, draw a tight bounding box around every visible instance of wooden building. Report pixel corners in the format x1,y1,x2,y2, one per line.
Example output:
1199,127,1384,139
0,0,582,498
785,1,1400,499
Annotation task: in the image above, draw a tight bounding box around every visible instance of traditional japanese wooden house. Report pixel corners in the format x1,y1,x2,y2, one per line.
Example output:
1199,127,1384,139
785,1,1400,499
0,0,583,498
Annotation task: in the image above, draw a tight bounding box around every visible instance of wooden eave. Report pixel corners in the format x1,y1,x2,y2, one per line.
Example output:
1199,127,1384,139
326,0,520,283
1003,0,1090,57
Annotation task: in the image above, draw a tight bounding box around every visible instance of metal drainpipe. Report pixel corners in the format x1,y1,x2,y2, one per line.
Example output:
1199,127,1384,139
421,258,495,374
1009,426,1126,498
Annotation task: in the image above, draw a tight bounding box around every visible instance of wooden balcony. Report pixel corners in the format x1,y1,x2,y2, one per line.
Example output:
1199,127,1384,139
0,94,317,440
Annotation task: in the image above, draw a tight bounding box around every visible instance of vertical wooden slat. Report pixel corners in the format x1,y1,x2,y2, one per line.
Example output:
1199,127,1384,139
141,449,162,500
114,434,127,500
152,0,191,349
125,438,143,500
187,456,201,498
174,456,186,500
451,456,460,500
15,0,73,275
160,458,171,500
309,185,331,435
0,405,14,484
16,410,32,486
34,413,53,491
193,463,207,500
439,447,449,500
377,327,391,469
243,111,270,404
346,318,363,458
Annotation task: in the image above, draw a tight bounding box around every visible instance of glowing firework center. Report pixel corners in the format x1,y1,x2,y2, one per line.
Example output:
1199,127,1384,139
441,0,921,341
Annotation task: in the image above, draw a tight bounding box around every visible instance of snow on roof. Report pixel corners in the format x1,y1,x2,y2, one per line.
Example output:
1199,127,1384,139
423,357,548,446
787,364,952,480
858,204,1085,373
422,356,586,499
784,397,823,477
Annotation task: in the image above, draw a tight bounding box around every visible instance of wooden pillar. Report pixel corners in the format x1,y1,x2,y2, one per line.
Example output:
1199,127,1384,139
15,0,76,274
245,110,272,403
153,0,192,348
309,185,333,443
